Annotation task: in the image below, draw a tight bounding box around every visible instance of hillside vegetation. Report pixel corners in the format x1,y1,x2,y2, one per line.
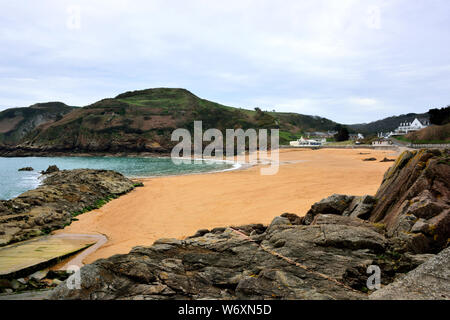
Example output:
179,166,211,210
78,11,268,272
404,123,450,143
12,88,337,153
348,112,429,135
3,88,444,154
0,102,76,145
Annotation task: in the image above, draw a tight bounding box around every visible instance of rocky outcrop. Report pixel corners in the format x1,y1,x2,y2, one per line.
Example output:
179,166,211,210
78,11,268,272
370,149,450,253
370,246,450,300
0,102,75,146
0,169,137,246
50,214,434,300
303,194,376,223
50,149,449,300
18,167,34,171
306,149,450,254
0,269,70,294
40,165,59,174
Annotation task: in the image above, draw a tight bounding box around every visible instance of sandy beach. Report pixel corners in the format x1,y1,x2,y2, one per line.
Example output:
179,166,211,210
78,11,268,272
56,148,399,263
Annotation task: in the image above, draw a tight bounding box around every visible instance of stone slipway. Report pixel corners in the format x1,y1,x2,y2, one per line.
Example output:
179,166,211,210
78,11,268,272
0,234,100,279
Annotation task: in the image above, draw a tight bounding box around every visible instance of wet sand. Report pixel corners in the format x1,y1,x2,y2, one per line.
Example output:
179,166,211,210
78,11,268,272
55,148,398,263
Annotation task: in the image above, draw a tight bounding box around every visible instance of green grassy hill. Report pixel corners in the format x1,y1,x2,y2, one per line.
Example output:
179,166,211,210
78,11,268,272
14,88,338,153
402,123,450,144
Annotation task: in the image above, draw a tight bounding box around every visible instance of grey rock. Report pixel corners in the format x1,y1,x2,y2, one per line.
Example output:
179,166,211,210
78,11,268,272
9,279,23,290
343,195,376,219
266,216,291,232
389,232,431,254
41,165,59,174
0,169,136,246
186,229,209,239
29,270,48,281
280,213,303,225
311,214,384,234
406,193,447,220
318,224,387,252
411,219,429,233
369,149,450,253
370,247,450,300
43,150,450,300
18,167,34,171
387,213,416,238
51,221,389,300
303,194,355,225
404,253,435,266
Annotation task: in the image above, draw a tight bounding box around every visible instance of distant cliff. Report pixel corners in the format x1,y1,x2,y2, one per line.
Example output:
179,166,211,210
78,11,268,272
0,102,76,146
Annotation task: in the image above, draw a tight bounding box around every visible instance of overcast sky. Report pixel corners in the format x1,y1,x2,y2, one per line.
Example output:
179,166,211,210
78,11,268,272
0,0,449,123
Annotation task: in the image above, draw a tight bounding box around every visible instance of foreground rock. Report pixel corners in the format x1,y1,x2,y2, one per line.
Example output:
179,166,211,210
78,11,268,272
50,149,449,300
0,269,70,294
370,247,450,300
49,215,434,300
370,149,450,253
0,169,136,246
49,222,368,300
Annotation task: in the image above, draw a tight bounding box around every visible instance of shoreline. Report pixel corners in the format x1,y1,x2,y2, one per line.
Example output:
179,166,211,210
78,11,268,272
0,155,248,201
55,148,399,264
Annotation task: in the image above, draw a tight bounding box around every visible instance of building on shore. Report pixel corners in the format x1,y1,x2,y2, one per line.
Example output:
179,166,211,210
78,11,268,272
349,133,365,141
377,117,430,138
393,118,429,135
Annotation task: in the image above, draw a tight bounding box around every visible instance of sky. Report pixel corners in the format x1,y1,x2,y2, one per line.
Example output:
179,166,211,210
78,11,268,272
0,0,449,124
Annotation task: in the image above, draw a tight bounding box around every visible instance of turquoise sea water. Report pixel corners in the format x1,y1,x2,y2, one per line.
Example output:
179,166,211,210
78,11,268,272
0,157,235,200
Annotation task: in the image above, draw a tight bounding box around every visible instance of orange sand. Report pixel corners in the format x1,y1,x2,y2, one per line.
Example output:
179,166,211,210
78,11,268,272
55,148,398,263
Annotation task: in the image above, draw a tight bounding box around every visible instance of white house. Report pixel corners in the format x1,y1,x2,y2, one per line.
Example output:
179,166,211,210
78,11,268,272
393,118,429,135
349,133,364,141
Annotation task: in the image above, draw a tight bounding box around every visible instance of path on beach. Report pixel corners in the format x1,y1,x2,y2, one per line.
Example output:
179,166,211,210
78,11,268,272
55,148,398,263
0,234,100,277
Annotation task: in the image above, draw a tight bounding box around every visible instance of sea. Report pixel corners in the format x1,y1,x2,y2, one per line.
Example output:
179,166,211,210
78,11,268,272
0,156,236,200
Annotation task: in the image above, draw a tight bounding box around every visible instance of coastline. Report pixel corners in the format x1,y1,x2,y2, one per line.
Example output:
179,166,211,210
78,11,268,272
0,155,245,201
54,148,399,264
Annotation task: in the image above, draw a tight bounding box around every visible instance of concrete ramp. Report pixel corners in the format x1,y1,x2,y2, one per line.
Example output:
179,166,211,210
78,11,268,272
0,234,98,278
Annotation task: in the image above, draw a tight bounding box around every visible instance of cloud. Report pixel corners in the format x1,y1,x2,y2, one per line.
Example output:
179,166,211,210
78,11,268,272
0,0,449,123
66,5,81,30
367,6,382,30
